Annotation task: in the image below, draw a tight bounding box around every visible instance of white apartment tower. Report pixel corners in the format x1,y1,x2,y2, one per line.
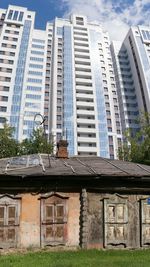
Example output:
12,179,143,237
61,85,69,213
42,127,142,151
111,41,140,135
49,15,122,158
0,6,46,140
112,26,150,135
0,6,122,158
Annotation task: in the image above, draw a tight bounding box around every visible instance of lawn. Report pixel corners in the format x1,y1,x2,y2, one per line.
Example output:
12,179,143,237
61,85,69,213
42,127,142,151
0,249,150,267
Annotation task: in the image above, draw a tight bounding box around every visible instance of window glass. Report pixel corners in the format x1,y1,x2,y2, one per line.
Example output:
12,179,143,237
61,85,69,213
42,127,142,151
18,12,24,22
13,11,18,20
7,10,13,20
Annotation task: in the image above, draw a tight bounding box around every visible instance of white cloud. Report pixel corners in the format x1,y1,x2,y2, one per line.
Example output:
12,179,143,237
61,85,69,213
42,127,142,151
58,0,150,41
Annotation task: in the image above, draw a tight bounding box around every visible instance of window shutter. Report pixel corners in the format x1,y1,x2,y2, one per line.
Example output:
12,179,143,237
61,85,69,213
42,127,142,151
8,206,16,225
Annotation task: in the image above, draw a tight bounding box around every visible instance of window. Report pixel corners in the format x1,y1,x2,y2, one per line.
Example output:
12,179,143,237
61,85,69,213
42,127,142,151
105,103,110,108
0,86,9,92
8,60,14,65
141,199,150,246
27,78,42,84
29,64,43,69
28,71,43,76
107,119,111,124
30,57,44,62
106,110,111,116
103,80,107,84
32,44,45,49
26,94,41,100
18,12,24,21
57,98,62,104
10,52,15,56
3,36,8,40
115,113,119,118
13,11,19,20
7,10,13,20
40,193,68,246
0,117,6,123
1,96,8,102
0,106,7,112
0,195,20,249
57,115,61,121
31,50,44,55
104,198,128,247
109,136,113,142
57,27,63,35
32,39,45,44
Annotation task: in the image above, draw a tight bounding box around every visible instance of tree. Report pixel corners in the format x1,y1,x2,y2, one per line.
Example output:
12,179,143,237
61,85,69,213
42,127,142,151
118,113,150,165
0,123,19,158
19,127,53,155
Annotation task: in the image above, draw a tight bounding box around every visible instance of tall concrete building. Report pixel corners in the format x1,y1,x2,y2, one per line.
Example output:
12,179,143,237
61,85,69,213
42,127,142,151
0,5,46,141
1,5,150,159
111,26,150,136
49,15,122,158
0,5,123,159
111,41,140,135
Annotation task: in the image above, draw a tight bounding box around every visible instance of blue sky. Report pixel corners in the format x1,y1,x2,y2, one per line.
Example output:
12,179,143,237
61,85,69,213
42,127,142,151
0,0,150,41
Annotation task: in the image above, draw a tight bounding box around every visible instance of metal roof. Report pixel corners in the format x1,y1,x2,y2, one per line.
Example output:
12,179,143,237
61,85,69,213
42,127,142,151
0,154,150,178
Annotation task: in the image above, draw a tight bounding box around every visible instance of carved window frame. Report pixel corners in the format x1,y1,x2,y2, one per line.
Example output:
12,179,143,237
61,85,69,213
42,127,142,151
140,198,150,247
40,192,69,247
103,197,128,248
0,194,21,249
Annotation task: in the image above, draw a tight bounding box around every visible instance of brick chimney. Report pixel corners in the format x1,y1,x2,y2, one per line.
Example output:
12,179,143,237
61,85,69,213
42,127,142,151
56,140,68,158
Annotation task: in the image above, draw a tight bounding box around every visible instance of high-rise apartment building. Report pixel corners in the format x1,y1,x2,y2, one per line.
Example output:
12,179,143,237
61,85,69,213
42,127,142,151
111,41,140,135
0,6,46,141
49,15,122,158
111,26,150,135
0,5,122,159
0,5,149,159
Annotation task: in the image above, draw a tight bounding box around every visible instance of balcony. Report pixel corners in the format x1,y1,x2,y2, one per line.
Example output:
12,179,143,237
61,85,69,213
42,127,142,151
77,137,96,142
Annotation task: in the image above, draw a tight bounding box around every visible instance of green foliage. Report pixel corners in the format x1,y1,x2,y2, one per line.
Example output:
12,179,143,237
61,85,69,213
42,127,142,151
0,124,53,158
19,127,53,155
0,123,19,159
118,113,150,165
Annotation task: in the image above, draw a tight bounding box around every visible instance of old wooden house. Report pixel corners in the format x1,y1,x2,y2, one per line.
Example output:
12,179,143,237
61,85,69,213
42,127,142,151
0,142,150,250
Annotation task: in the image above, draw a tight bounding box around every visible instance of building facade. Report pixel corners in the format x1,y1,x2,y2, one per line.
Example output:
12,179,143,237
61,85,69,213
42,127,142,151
0,6,47,140
111,26,150,136
0,153,150,249
0,5,122,159
50,15,122,158
0,5,150,158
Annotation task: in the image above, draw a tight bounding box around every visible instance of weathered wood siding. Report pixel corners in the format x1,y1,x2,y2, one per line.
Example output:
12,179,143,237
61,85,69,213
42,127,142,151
87,193,150,249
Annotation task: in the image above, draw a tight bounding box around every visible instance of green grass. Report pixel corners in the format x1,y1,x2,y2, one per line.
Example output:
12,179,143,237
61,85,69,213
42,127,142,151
0,249,150,267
